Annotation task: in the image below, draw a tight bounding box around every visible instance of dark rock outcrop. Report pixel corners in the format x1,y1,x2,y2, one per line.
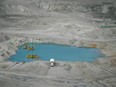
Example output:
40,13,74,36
0,33,10,42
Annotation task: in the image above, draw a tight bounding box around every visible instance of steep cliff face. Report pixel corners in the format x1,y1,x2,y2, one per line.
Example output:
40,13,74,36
0,0,116,19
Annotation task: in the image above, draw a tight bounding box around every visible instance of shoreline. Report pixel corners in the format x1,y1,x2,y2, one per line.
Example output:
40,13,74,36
0,32,115,63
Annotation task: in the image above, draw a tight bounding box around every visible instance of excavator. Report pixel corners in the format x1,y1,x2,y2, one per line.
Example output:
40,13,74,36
23,45,34,50
26,54,39,59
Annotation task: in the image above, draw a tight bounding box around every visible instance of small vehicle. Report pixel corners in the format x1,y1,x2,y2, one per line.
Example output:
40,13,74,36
50,58,55,67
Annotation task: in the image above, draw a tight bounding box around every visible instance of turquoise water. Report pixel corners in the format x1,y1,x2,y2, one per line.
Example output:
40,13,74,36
9,43,104,62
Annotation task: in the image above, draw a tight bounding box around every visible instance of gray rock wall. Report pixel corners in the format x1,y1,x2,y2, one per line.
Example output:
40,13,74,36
0,0,116,19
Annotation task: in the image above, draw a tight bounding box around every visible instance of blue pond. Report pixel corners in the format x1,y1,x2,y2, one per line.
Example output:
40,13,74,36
9,43,104,62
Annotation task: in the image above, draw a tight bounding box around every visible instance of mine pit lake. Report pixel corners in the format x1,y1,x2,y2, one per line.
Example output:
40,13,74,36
9,43,105,62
